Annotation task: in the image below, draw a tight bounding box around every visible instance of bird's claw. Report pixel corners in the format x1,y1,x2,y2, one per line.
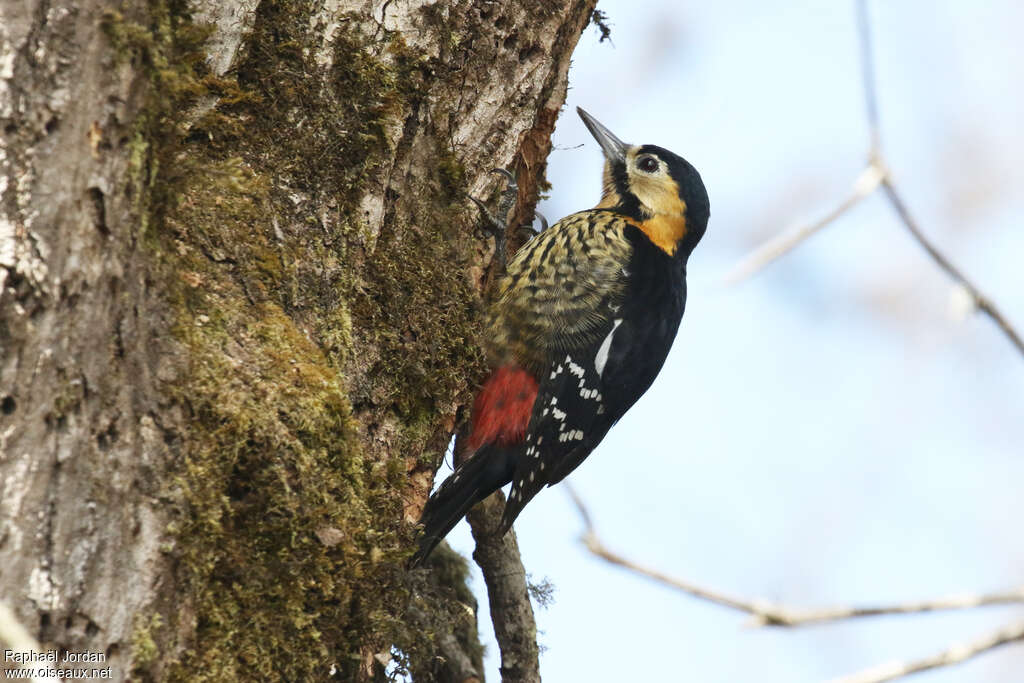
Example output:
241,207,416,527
469,168,520,269
488,167,517,187
523,210,548,237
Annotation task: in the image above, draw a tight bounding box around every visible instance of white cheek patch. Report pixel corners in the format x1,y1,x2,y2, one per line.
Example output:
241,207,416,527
594,318,623,377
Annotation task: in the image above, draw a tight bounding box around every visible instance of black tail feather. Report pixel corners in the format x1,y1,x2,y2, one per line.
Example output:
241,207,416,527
410,446,516,567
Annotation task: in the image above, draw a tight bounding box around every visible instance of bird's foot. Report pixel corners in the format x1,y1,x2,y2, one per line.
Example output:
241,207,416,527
469,168,519,269
469,169,550,269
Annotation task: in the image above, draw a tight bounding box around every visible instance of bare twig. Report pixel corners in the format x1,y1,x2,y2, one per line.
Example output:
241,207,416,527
832,618,1024,683
855,0,882,150
724,0,1024,358
0,601,58,683
722,162,886,286
567,487,1024,628
880,179,1024,355
858,0,1024,357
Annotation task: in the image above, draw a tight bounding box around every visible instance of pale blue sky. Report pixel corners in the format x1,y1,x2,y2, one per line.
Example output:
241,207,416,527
442,1,1024,680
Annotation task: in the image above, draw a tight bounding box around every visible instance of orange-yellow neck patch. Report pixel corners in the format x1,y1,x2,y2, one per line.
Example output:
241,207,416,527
625,214,688,256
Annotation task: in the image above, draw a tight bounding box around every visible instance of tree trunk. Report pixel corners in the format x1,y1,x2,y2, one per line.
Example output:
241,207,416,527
0,0,596,680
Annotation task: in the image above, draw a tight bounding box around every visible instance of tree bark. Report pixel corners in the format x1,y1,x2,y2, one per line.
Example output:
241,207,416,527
0,0,596,680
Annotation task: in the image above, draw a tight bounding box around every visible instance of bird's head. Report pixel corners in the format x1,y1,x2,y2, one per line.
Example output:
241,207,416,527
578,107,710,260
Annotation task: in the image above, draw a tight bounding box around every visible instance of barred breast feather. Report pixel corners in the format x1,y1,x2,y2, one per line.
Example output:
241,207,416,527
487,210,634,373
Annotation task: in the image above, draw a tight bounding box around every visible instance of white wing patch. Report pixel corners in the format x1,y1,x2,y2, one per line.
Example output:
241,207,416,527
594,318,623,377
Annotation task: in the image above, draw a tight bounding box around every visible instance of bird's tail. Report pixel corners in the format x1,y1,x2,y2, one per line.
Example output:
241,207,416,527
410,445,516,567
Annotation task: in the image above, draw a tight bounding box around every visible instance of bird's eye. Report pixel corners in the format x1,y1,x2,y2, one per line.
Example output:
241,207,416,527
637,156,659,173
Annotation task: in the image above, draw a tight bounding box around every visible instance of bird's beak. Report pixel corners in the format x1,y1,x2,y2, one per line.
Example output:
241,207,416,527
577,107,627,164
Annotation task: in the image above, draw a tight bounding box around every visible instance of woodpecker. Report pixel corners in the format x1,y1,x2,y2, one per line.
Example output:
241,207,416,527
413,108,710,565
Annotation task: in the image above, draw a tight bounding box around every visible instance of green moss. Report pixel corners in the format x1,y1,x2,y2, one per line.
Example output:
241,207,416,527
131,614,164,667
49,374,84,422
402,544,486,681
166,299,377,680
318,301,354,367
437,143,468,204
107,0,488,679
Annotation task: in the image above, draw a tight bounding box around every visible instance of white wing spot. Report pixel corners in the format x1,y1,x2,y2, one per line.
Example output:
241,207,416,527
560,429,585,443
595,318,623,377
552,407,567,421
529,472,535,483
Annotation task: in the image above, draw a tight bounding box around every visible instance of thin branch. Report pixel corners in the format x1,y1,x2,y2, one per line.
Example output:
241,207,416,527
880,179,1024,355
856,0,882,151
721,162,885,286
832,618,1024,683
0,601,58,683
724,0,1024,358
567,486,1024,628
453,427,540,683
465,493,541,683
861,0,1024,357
